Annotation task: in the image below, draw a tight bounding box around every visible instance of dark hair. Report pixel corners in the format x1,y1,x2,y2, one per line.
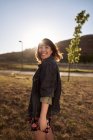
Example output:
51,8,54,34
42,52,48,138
35,38,63,63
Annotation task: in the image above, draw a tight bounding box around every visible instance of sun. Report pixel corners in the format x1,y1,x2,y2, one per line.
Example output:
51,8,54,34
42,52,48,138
22,23,59,50
31,27,54,46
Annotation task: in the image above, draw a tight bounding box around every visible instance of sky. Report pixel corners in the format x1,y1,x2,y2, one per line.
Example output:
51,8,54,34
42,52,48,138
0,0,93,54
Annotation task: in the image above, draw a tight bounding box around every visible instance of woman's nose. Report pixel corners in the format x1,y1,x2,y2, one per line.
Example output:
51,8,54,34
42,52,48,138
41,47,46,52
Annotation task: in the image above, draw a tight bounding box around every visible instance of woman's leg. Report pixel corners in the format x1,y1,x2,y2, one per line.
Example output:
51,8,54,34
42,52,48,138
46,128,54,140
34,130,46,140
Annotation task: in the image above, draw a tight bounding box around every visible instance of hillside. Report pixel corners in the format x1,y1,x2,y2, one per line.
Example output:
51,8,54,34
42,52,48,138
0,34,93,63
0,48,37,64
57,34,93,63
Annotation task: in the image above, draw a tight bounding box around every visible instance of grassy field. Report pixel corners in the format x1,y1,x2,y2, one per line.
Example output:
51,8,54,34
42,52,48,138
0,73,93,140
0,62,93,73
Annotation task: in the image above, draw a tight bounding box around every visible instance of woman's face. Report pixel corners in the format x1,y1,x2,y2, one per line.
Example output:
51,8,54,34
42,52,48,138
38,41,53,60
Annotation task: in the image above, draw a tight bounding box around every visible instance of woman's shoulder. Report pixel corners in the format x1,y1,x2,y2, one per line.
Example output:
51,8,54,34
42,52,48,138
42,56,58,68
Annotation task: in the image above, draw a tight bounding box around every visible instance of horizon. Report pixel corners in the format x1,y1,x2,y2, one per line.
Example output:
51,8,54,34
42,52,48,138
0,0,93,54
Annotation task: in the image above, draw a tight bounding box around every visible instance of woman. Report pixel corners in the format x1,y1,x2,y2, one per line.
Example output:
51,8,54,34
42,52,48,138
28,38,62,140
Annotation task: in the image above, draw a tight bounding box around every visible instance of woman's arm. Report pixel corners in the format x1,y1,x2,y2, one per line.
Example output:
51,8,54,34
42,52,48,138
40,102,49,118
39,97,52,131
39,102,49,131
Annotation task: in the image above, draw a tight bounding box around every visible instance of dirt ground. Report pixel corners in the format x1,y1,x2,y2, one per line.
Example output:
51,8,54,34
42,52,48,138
0,73,93,140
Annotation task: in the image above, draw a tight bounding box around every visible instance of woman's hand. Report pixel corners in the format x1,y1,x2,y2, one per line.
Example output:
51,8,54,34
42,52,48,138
39,117,47,131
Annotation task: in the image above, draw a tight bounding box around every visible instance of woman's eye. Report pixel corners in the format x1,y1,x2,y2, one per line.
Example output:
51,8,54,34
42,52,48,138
45,46,49,49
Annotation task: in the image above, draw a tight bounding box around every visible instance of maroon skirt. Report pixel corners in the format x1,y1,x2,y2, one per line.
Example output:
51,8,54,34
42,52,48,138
28,117,52,133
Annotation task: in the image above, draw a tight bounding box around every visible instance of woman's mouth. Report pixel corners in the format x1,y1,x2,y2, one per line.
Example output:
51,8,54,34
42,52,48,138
41,53,46,56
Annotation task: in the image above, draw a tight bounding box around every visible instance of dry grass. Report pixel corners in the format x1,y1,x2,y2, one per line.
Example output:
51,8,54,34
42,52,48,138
0,73,93,140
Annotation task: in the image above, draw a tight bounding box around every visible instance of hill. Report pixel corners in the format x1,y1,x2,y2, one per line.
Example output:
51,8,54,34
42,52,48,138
56,34,93,63
0,34,93,63
0,47,37,64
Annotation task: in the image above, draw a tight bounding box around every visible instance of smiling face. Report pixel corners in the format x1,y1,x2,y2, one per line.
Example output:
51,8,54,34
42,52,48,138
38,41,53,61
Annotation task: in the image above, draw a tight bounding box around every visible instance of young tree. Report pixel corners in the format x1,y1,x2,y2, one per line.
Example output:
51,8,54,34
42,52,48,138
66,10,90,81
